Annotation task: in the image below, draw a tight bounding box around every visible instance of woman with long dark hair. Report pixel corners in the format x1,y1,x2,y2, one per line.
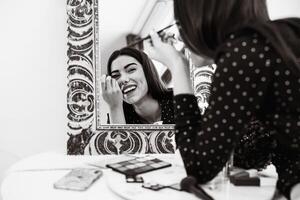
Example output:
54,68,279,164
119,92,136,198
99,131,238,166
101,47,174,124
148,0,300,199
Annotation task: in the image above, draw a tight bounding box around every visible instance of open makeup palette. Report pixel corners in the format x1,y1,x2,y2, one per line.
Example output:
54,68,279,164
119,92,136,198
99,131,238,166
106,157,172,176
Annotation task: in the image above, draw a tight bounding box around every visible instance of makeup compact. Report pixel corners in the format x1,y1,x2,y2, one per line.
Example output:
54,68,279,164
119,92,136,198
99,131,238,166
106,157,172,176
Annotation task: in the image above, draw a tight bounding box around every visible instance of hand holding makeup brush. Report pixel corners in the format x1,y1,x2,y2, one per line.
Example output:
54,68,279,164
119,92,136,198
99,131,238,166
146,31,193,95
146,30,186,71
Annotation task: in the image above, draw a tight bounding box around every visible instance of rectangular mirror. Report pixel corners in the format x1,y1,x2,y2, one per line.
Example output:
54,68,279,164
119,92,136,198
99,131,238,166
66,0,215,154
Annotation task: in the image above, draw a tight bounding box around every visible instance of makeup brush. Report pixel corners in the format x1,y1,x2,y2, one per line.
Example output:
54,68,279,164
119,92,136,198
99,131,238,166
127,21,178,47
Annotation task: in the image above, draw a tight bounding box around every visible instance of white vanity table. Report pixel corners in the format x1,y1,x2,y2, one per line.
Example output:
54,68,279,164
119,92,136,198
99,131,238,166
1,151,278,200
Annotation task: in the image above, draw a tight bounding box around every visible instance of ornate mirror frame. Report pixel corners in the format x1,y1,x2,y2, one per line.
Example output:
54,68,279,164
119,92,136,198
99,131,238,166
66,0,215,155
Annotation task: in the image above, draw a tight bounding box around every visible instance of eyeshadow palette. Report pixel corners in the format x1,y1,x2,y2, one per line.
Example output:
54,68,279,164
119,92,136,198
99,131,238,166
106,157,172,176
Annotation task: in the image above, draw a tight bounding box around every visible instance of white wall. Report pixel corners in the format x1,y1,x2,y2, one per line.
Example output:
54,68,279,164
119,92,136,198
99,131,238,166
268,0,300,19
0,0,67,161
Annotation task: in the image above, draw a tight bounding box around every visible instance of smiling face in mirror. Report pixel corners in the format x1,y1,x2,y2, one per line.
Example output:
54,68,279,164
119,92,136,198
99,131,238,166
110,55,149,105
101,47,174,124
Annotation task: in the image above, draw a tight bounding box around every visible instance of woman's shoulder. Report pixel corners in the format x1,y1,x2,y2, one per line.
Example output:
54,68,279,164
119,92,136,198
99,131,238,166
216,18,300,71
215,29,267,60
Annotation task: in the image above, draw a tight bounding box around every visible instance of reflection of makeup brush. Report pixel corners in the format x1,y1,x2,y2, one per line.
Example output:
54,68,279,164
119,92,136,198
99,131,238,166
127,21,178,47
107,113,110,124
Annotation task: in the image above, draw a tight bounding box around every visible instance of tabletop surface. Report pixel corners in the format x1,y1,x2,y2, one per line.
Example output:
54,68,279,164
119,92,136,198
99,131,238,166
1,151,278,200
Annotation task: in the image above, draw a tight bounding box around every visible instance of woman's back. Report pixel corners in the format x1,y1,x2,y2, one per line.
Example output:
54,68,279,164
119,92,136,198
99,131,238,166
214,25,300,197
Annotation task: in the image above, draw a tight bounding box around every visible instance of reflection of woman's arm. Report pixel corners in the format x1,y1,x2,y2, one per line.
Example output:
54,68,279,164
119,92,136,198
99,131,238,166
109,105,126,124
291,183,300,200
101,75,126,124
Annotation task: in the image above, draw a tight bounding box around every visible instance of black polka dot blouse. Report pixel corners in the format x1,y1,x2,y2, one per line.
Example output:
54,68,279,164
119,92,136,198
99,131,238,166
124,91,174,124
174,30,300,198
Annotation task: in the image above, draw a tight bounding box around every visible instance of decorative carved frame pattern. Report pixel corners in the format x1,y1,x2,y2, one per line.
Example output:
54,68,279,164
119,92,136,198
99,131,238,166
86,125,175,155
191,64,217,114
66,0,215,155
66,0,176,155
67,0,95,134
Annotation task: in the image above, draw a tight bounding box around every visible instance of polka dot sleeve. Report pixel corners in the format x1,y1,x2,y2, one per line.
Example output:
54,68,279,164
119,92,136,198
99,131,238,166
174,33,275,183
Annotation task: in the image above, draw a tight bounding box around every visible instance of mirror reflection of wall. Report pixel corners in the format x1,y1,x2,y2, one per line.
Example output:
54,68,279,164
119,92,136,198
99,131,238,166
97,0,175,125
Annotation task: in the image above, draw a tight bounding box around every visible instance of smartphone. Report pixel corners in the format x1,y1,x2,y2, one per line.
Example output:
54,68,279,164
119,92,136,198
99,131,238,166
53,168,102,191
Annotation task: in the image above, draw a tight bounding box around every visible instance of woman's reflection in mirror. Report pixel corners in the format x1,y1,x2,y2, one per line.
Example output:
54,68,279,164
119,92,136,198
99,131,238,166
101,47,174,124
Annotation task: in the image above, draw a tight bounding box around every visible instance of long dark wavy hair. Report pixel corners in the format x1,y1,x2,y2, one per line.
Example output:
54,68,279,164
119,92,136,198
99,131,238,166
174,0,269,58
107,47,169,100
173,0,300,72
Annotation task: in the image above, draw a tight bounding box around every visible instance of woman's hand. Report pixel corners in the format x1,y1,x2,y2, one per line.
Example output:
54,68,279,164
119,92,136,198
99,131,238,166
146,31,187,71
101,75,123,108
101,75,126,124
146,31,194,95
